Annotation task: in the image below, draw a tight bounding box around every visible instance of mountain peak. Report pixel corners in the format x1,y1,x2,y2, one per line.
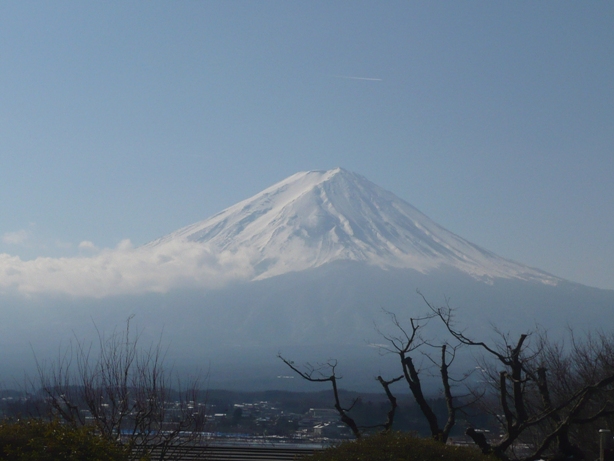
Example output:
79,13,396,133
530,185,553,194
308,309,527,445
149,168,559,285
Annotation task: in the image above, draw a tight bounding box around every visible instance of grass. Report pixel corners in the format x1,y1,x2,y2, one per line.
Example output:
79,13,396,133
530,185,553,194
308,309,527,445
306,432,496,461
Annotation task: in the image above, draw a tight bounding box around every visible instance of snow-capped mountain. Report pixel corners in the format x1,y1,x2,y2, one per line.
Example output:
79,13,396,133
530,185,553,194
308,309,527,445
3,168,612,391
149,167,558,285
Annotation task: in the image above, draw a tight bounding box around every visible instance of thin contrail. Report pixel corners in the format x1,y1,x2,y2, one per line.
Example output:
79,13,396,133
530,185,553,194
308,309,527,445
334,75,383,81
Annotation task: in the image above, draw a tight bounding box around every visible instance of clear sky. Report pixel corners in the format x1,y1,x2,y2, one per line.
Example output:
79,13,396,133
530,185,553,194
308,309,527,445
1,1,613,291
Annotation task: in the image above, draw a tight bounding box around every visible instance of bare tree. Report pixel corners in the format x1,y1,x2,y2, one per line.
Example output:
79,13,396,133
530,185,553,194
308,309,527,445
277,355,403,438
280,291,614,460
425,295,614,461
35,317,207,461
532,330,614,459
279,307,473,442
376,309,468,443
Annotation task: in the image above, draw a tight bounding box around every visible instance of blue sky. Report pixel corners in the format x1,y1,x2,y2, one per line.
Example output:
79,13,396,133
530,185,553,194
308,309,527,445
1,1,613,290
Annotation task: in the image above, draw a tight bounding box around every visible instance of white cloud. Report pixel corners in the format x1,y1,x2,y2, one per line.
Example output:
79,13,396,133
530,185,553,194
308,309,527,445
0,240,255,298
2,229,31,245
78,240,98,251
116,239,133,251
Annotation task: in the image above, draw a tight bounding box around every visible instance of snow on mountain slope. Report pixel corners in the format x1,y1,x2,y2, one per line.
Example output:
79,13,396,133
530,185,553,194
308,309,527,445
148,168,559,285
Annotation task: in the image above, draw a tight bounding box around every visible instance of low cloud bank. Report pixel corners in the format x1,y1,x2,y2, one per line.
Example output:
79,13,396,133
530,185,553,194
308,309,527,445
0,240,254,298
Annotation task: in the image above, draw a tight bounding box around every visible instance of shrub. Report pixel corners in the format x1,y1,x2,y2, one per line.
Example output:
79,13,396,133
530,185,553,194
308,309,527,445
0,419,130,461
308,432,497,461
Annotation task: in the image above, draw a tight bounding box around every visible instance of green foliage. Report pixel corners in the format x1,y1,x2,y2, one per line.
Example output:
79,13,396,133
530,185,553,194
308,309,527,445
0,419,130,461
308,432,497,461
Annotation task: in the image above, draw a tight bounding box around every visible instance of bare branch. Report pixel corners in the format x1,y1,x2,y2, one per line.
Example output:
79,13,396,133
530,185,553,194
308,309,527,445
278,354,361,438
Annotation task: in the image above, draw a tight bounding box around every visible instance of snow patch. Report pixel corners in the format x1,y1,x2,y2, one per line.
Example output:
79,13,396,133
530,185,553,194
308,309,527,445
149,168,560,286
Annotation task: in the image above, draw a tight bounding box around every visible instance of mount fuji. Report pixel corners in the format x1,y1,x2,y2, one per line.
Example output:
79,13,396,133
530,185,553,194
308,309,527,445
2,168,612,391
149,167,558,286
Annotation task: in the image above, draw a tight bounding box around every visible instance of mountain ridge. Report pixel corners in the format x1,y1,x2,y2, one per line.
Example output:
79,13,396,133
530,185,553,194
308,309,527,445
148,167,559,285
